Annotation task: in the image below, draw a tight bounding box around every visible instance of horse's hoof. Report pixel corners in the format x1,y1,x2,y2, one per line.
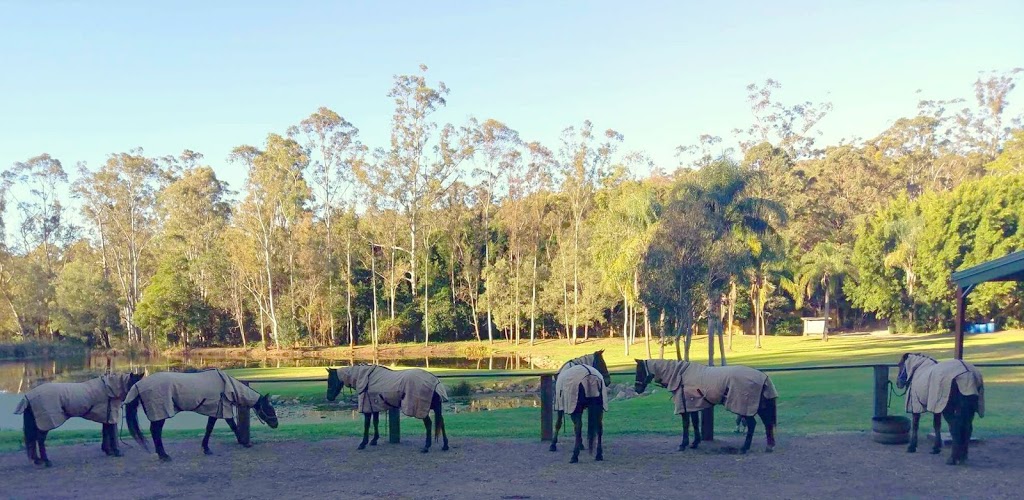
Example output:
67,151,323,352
595,454,603,461
569,456,579,464
111,450,122,457
549,444,557,452
740,448,749,455
420,448,430,454
242,442,253,448
33,459,43,466
370,440,378,446
765,447,774,453
442,444,449,451
930,448,941,455
678,445,686,452
907,446,917,453
159,455,172,462
690,443,699,449
203,448,213,456
945,457,957,466
357,443,367,450
43,460,52,468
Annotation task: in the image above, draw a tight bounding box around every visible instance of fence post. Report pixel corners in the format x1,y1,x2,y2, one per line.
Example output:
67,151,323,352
388,408,401,444
238,382,252,445
540,374,554,441
873,365,889,418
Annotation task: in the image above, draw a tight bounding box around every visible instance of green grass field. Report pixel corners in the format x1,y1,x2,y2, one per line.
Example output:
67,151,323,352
3,330,1022,452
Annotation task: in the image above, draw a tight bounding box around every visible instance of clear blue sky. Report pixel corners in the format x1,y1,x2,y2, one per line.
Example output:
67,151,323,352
2,1,1023,192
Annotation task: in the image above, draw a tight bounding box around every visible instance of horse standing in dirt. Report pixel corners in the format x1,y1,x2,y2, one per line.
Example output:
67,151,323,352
897,353,984,465
326,365,449,453
549,350,610,463
14,372,144,466
635,359,777,454
125,369,278,461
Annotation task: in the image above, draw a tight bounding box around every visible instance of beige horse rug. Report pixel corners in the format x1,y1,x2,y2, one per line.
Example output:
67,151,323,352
14,374,136,431
125,369,260,421
903,354,985,416
645,360,777,416
555,364,609,413
337,366,448,419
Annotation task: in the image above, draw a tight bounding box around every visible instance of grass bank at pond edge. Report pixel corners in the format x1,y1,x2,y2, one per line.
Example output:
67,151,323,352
0,339,89,361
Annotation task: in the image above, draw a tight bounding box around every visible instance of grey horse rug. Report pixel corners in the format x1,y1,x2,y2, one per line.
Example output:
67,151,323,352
337,366,448,419
14,374,136,431
554,364,609,413
557,353,598,374
645,360,777,416
125,369,260,421
903,354,985,416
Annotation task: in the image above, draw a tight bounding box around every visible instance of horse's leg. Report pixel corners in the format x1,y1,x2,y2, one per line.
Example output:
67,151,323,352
741,416,757,454
37,430,52,467
735,414,743,433
942,406,960,465
594,407,603,461
358,412,371,449
101,421,112,455
421,415,432,453
224,417,250,447
569,411,583,463
370,412,380,446
907,412,920,453
962,397,976,463
758,398,777,453
930,413,942,454
104,423,122,457
549,410,564,452
690,412,702,449
151,420,171,461
435,398,449,451
678,413,690,451
23,407,39,464
202,417,217,455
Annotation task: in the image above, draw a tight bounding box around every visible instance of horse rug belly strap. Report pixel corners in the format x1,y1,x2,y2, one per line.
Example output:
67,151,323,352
14,375,128,431
125,369,260,421
554,364,609,413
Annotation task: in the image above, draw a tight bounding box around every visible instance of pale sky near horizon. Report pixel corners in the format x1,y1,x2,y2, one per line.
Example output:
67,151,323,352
2,1,1023,196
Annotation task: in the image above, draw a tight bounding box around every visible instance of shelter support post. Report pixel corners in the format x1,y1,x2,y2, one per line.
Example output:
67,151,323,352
955,286,966,360
540,374,554,441
388,408,400,444
239,382,252,445
873,365,889,418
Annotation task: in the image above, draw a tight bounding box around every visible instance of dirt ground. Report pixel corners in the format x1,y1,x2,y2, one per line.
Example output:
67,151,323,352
2,433,1023,499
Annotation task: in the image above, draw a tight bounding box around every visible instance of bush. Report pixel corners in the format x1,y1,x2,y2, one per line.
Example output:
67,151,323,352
772,317,803,336
448,381,473,398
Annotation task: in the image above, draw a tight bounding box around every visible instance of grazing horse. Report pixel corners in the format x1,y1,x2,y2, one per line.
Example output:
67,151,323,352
14,372,144,466
326,365,449,453
549,350,610,463
125,369,278,461
897,353,984,465
635,359,777,454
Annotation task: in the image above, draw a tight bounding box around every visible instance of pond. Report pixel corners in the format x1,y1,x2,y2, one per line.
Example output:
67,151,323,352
0,352,538,432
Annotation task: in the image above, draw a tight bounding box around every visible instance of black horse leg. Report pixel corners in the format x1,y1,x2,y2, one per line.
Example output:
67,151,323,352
594,408,603,461
942,407,961,465
963,396,977,462
104,423,122,457
37,430,51,467
907,412,920,452
679,413,690,451
101,422,111,455
202,417,217,455
358,413,371,449
930,413,942,454
550,411,564,452
690,412,702,449
151,420,171,461
741,416,757,453
24,408,39,464
224,417,249,447
421,416,432,453
569,412,583,463
370,412,380,446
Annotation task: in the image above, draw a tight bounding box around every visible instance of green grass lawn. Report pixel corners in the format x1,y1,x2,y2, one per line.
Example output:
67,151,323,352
3,330,1022,453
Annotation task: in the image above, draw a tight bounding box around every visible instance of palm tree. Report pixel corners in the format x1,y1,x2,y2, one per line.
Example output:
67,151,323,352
745,236,792,349
883,213,923,330
798,241,852,342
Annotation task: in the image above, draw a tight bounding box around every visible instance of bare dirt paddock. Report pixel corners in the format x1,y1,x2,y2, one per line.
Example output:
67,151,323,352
2,433,1023,499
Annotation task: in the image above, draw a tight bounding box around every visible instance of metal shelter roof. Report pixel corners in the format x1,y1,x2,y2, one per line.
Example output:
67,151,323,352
952,250,1024,289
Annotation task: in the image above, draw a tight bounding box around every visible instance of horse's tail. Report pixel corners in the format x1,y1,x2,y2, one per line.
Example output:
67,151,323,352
23,405,36,460
761,394,778,427
125,397,149,451
587,402,600,455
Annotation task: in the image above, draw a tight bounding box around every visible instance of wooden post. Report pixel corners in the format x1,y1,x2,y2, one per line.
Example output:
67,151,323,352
954,285,966,360
701,407,714,441
388,408,401,444
238,382,252,445
873,365,889,418
540,374,554,441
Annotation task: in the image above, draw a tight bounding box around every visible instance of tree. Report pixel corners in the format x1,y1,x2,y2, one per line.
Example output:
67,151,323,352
134,258,211,349
51,243,121,347
798,241,852,341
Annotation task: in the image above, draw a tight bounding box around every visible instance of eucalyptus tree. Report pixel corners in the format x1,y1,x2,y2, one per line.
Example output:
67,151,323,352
51,242,120,347
74,150,166,344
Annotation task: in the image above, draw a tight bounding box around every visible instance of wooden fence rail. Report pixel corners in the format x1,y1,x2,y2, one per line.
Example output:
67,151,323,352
241,362,1024,444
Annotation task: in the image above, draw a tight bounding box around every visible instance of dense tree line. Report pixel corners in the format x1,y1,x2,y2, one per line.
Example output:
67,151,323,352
2,66,1022,360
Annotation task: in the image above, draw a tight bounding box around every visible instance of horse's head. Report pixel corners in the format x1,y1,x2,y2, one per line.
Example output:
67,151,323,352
592,350,611,386
634,359,653,393
253,394,279,429
127,372,144,391
326,368,344,401
896,353,913,389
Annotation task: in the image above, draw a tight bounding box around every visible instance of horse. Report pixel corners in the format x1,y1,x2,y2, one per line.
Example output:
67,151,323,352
897,353,984,465
635,359,777,454
14,372,144,467
124,369,278,461
548,350,610,463
326,365,449,453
